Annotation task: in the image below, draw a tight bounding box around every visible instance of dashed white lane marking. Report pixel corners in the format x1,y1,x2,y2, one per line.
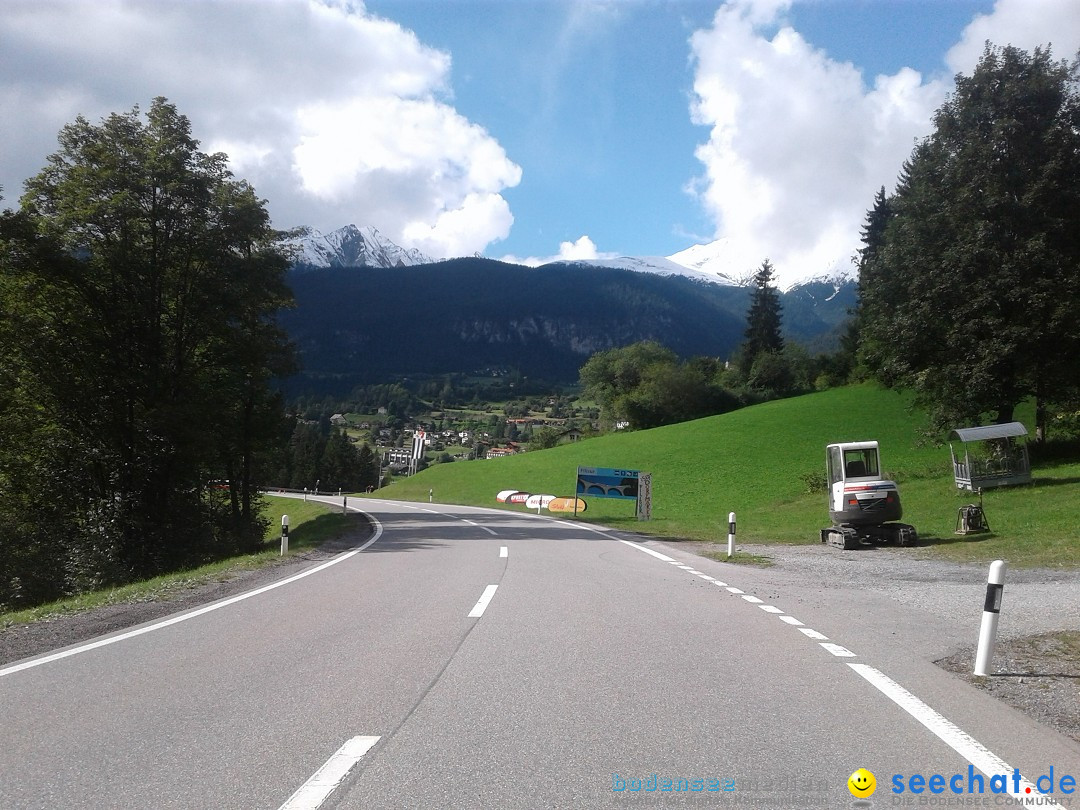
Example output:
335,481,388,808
741,595,764,604
696,574,716,581
726,587,744,594
712,580,729,587
798,628,829,640
499,546,508,558
1,508,385,678
848,664,1063,809
279,735,380,810
468,584,499,618
779,615,804,626
457,517,498,535
758,605,785,614
821,643,857,657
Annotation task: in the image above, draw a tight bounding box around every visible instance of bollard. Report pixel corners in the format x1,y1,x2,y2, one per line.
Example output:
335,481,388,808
974,559,1006,676
343,494,348,515
281,514,290,556
727,512,736,558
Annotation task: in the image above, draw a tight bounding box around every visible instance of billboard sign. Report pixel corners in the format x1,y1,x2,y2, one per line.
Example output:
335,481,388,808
576,466,640,500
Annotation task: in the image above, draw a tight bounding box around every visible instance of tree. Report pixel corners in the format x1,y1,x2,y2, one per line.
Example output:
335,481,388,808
579,341,679,428
579,341,739,430
741,259,784,375
1,98,295,602
858,44,1080,435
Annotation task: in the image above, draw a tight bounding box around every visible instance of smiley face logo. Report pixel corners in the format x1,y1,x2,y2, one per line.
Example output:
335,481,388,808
847,768,876,798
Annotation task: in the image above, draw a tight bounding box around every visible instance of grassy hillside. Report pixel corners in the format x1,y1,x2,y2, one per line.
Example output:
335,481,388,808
368,383,1079,568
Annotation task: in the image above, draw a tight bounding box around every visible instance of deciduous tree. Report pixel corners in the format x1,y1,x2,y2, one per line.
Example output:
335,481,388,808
858,45,1080,435
1,98,295,603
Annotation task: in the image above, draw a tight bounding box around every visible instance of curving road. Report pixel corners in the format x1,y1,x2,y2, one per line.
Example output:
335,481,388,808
2,496,1077,809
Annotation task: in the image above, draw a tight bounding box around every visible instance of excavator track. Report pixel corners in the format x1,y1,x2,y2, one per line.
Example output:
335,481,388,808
822,527,860,549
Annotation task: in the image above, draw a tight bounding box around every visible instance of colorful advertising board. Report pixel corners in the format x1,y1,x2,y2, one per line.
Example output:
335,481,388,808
576,467,640,500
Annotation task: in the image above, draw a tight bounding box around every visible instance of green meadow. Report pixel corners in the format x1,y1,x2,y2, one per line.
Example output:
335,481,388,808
371,383,1080,569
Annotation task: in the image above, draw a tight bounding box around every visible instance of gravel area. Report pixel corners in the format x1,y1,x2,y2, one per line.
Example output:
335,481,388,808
672,539,1080,744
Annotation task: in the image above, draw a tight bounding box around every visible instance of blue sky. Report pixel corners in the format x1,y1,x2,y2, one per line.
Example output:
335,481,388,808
2,0,1077,286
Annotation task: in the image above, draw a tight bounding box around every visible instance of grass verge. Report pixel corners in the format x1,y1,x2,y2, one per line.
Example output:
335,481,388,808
0,497,354,629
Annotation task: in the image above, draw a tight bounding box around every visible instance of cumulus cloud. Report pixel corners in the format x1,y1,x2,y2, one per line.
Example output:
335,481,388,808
687,0,1080,288
0,0,521,258
946,0,1080,74
688,0,947,286
500,234,615,267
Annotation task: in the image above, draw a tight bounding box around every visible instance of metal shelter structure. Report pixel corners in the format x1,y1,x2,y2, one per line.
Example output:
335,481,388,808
947,422,1031,491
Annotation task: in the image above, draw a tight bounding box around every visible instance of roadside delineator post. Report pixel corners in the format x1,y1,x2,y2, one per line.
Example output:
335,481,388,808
343,495,348,515
727,512,736,559
281,514,290,557
974,559,1006,676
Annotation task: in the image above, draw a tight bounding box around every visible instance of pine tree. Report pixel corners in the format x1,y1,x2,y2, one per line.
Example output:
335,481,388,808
741,259,784,372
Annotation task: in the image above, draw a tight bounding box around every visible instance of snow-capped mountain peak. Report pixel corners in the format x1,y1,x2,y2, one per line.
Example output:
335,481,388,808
548,255,738,286
287,225,433,268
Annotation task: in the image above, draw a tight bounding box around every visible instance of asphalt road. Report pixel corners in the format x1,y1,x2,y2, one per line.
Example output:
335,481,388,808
2,496,1077,809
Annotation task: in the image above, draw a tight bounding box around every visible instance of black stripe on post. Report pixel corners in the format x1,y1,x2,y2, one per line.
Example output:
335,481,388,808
983,582,1003,613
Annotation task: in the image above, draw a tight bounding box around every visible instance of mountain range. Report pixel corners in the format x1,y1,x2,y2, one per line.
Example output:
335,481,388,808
279,230,857,396
286,224,841,287
286,225,433,268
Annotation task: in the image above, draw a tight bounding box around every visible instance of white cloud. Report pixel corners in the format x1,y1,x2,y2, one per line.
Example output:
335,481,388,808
687,0,1080,288
0,0,521,259
688,0,948,287
946,0,1080,75
500,234,616,267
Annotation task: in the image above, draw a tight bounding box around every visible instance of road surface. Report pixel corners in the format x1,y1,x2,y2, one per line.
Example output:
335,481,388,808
2,496,1077,809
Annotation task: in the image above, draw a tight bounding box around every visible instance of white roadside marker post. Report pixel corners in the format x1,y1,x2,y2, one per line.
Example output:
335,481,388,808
281,514,290,557
727,512,736,558
974,559,1006,676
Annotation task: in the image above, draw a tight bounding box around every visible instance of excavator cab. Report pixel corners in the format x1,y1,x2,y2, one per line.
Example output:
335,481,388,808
822,441,915,549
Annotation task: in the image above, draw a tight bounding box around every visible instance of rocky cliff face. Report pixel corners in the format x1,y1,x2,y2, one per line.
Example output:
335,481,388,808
287,225,433,268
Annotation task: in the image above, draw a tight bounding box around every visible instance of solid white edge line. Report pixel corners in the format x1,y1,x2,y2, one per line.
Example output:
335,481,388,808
544,504,1057,809
847,663,1062,809
616,539,676,563
499,546,508,558
468,584,499,618
1,505,384,678
278,735,380,810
